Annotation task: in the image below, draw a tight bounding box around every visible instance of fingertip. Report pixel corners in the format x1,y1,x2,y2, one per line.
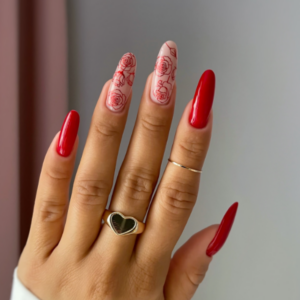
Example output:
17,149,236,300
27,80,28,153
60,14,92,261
174,225,219,264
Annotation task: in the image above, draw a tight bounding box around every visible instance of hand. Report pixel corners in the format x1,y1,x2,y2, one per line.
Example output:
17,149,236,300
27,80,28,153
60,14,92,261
18,41,238,300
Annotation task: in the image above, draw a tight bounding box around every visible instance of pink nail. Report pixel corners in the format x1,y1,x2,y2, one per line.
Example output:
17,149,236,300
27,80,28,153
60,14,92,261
150,41,178,105
106,53,137,112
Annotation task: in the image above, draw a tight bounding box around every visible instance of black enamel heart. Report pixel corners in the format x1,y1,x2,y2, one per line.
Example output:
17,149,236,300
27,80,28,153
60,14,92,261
110,213,137,235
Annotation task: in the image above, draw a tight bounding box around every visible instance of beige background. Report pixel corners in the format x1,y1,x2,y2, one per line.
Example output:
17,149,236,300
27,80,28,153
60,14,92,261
67,1,300,299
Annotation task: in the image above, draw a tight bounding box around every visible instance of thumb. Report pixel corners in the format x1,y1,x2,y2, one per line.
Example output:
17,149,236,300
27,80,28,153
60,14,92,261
164,202,238,300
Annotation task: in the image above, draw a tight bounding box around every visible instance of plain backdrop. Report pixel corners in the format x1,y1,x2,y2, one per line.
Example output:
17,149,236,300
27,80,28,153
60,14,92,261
67,1,300,299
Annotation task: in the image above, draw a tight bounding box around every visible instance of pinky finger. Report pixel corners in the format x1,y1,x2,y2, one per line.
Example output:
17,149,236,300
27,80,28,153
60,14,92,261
164,226,217,300
26,110,79,258
164,203,238,300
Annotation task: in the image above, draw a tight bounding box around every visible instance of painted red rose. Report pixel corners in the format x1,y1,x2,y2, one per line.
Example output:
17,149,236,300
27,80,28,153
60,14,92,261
166,42,177,58
171,67,177,81
107,89,126,111
119,53,136,71
112,71,126,87
153,80,172,103
126,73,135,86
155,56,172,77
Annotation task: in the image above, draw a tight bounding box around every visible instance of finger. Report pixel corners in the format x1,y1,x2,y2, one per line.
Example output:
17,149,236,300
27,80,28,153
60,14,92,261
61,53,136,255
165,203,239,299
27,111,79,258
99,41,177,254
136,70,215,260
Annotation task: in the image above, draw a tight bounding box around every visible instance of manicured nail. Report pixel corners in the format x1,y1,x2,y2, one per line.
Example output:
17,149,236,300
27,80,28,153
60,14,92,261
189,70,215,128
206,202,239,257
57,110,80,157
150,41,178,105
106,53,137,112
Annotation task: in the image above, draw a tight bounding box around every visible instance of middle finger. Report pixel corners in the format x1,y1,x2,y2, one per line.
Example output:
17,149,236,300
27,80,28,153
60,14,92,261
99,41,178,252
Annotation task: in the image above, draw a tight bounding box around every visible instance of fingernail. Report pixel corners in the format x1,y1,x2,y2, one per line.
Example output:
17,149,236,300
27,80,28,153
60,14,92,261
150,41,178,105
106,52,137,112
57,110,80,157
206,202,239,257
189,70,215,128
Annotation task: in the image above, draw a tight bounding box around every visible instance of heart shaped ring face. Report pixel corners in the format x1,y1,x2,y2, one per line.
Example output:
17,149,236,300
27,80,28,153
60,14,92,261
108,212,137,236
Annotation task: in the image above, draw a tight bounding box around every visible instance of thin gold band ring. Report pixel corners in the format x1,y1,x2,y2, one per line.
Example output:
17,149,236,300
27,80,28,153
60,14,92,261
168,158,202,174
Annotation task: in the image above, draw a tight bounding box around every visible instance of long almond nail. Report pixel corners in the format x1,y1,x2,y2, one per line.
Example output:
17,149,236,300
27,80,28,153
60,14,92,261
206,202,239,257
57,110,80,157
150,41,178,105
189,70,215,128
106,53,136,112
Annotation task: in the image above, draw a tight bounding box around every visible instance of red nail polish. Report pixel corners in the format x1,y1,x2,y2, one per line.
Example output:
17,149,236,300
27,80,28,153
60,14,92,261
57,110,80,157
189,70,215,128
206,202,238,257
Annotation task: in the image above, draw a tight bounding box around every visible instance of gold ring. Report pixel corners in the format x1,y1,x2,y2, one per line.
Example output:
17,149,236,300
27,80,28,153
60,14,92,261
168,159,202,174
103,210,145,236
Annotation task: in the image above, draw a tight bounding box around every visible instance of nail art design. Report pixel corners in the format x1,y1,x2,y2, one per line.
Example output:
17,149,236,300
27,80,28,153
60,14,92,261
189,70,215,128
151,41,178,105
165,42,178,58
57,110,80,157
106,53,136,112
206,202,239,257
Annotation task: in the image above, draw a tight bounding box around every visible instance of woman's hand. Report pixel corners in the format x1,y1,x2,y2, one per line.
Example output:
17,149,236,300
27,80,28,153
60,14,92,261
18,41,238,300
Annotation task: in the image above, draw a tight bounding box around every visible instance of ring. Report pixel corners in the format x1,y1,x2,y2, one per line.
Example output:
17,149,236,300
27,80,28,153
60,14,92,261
103,210,145,236
168,158,202,174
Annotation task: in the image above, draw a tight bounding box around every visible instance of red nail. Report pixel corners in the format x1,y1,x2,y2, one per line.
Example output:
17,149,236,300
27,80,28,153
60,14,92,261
189,70,215,128
57,110,80,157
206,202,239,257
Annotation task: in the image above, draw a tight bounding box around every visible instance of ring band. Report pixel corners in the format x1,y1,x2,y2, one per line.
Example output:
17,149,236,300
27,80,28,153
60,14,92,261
103,210,145,236
168,158,202,174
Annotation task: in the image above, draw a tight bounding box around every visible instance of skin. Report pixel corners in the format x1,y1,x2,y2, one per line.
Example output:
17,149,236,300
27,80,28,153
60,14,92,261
18,73,218,300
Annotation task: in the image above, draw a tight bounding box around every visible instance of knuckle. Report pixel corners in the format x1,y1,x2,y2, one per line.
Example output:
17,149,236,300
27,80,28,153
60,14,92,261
185,267,207,288
45,165,70,182
121,168,156,204
75,178,111,208
88,280,115,300
178,134,208,161
87,282,106,300
39,198,67,222
131,257,157,296
93,120,120,139
159,182,197,218
87,264,119,299
55,267,80,297
140,114,168,135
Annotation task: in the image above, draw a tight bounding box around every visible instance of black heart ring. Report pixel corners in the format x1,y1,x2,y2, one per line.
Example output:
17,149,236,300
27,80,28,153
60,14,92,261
103,210,145,236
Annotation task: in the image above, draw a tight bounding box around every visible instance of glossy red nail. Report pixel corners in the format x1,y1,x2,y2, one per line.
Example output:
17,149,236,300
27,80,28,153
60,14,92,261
56,110,80,157
206,202,238,257
189,70,215,128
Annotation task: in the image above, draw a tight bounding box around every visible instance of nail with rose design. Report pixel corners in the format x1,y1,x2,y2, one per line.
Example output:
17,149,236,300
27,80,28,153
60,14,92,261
150,41,177,105
106,53,137,112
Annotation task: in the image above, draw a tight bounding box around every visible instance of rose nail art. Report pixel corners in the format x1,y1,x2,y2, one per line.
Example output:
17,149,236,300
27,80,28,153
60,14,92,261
150,41,178,105
106,53,136,112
